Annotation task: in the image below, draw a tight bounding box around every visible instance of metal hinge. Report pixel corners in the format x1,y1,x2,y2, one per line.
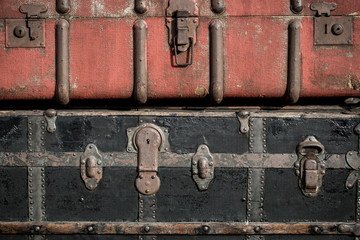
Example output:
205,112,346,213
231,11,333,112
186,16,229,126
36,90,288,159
310,2,353,45
166,0,199,66
6,4,47,48
294,136,326,198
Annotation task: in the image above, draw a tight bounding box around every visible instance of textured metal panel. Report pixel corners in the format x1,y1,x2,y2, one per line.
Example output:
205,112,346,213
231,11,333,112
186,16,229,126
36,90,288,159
0,117,27,152
28,117,45,153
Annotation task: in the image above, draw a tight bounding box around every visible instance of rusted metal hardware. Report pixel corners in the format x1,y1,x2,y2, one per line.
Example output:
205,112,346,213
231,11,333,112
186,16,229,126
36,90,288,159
357,180,360,222
56,0,71,14
0,221,358,235
134,20,148,104
28,116,46,153
127,124,169,153
290,0,303,14
286,20,301,104
28,167,46,240
294,136,326,197
80,144,103,191
346,123,360,190
166,0,199,67
311,2,353,45
6,4,47,48
44,109,57,133
211,0,225,14
247,169,266,224
192,145,214,191
139,194,157,240
56,19,70,105
134,126,162,195
249,118,267,154
210,20,224,104
237,111,250,134
135,0,148,14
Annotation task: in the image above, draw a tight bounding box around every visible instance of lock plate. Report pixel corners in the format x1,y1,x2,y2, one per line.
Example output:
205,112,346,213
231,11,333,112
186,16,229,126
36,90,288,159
192,144,214,191
314,16,353,45
6,19,45,48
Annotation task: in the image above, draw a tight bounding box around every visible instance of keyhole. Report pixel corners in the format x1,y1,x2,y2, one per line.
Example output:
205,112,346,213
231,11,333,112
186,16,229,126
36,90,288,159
146,139,150,144
324,24,328,34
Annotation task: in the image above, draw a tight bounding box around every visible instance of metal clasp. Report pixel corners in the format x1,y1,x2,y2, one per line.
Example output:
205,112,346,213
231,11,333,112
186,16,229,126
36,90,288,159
311,2,353,45
192,145,214,191
294,136,325,197
6,4,47,48
134,126,163,195
80,144,103,191
166,0,199,67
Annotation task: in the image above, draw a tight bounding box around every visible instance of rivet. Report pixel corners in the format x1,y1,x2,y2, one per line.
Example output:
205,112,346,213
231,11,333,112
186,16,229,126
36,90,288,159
254,226,261,232
144,225,150,232
145,189,150,193
202,225,210,232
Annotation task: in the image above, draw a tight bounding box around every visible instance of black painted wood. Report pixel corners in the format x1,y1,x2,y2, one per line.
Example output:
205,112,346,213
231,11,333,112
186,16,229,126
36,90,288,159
0,167,28,221
264,169,355,222
156,117,247,154
45,167,138,221
45,116,138,152
0,236,27,240
266,118,359,154
157,167,248,222
0,117,27,152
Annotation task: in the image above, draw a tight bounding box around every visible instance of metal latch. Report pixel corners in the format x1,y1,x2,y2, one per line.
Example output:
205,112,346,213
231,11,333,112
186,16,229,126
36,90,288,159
134,126,162,195
166,0,199,66
310,2,352,45
345,123,360,189
80,144,103,191
6,4,47,48
192,144,214,191
44,109,57,133
294,136,326,197
237,111,250,134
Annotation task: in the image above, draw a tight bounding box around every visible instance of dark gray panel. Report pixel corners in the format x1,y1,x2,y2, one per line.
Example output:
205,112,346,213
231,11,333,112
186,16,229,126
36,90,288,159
48,236,137,240
158,236,245,240
264,169,355,222
157,168,247,222
266,118,358,154
0,167,28,221
46,167,138,221
267,235,353,240
45,116,138,152
0,117,27,152
156,117,247,154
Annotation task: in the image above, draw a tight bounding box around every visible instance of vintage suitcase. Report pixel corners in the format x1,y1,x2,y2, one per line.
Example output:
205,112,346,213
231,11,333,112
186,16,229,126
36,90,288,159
0,107,360,239
0,0,360,104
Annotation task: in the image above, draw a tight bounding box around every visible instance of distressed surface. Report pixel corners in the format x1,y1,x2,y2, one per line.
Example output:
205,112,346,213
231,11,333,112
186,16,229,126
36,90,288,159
265,169,356,222
224,17,288,98
0,167,28,221
266,118,359,154
46,167,138,221
0,20,55,100
48,236,137,240
267,236,353,240
157,168,248,222
0,117,27,152
46,116,138,152
70,18,133,99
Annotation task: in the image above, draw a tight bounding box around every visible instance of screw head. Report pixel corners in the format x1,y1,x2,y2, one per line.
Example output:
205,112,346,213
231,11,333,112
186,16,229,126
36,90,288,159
331,23,344,35
14,26,26,38
87,226,94,232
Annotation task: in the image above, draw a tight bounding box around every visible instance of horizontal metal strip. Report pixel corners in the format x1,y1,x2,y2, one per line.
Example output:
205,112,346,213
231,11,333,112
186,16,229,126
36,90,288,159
0,221,357,236
0,152,347,168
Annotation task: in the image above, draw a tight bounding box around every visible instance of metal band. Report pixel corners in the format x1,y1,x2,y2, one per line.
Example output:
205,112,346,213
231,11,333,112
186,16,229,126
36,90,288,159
357,179,360,222
134,20,148,104
249,118,267,154
56,19,70,105
28,117,45,153
28,167,46,240
139,194,157,240
210,19,224,104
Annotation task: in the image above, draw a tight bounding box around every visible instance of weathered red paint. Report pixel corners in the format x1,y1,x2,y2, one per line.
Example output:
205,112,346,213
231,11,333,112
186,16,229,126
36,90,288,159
224,17,288,98
69,18,134,99
0,20,55,100
301,17,360,97
0,0,359,102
